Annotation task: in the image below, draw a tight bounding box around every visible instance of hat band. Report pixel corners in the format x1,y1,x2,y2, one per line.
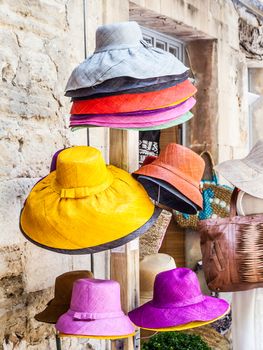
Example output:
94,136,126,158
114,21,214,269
52,171,114,199
154,161,200,189
152,294,205,308
68,309,124,320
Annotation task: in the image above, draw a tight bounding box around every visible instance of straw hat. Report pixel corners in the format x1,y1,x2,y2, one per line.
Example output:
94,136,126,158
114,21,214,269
67,74,188,99
133,143,205,210
56,278,135,338
65,21,188,92
214,140,263,199
35,270,93,324
140,254,176,305
237,190,263,216
72,112,193,132
128,268,229,329
20,146,160,254
70,97,196,129
70,80,196,114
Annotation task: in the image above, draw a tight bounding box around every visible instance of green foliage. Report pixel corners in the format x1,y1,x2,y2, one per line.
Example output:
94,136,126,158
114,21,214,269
141,331,212,350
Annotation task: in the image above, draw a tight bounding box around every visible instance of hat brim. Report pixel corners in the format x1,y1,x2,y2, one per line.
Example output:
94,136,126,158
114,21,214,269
215,159,263,199
35,302,68,324
70,80,196,114
56,312,135,337
136,175,199,213
133,164,203,209
65,44,188,91
128,296,229,329
59,333,135,340
69,76,188,99
141,306,230,331
70,97,196,128
20,206,161,255
71,112,193,131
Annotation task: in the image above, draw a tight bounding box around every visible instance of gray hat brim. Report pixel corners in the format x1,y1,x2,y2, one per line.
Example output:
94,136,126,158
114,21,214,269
65,45,188,92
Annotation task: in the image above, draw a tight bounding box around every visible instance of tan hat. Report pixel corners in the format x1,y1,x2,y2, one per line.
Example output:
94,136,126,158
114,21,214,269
35,270,93,324
237,190,263,216
140,253,176,305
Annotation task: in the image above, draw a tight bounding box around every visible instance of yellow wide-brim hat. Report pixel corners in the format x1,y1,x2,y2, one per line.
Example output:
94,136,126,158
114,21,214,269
20,146,159,254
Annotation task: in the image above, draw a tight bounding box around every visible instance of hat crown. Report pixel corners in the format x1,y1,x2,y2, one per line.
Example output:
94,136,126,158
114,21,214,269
53,271,93,305
152,268,202,307
95,21,143,52
243,139,263,171
70,279,122,314
55,146,109,189
140,254,176,295
156,144,205,184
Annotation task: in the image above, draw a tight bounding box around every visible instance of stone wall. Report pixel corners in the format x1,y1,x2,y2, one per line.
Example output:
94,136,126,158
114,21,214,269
0,1,114,349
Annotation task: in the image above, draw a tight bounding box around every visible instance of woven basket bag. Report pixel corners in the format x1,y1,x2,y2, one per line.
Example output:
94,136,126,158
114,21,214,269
174,151,232,229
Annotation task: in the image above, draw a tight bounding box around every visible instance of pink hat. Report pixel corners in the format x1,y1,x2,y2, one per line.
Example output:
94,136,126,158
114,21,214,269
70,97,196,128
56,278,135,338
128,268,229,329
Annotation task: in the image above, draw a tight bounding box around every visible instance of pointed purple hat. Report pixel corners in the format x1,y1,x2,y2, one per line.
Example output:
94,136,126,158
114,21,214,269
128,268,229,329
56,278,135,337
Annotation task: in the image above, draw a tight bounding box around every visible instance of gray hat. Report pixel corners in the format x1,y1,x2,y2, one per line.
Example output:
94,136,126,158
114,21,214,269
215,140,263,199
65,21,188,92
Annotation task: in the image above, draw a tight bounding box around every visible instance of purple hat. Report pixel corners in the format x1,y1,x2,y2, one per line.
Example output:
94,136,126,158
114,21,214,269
128,268,229,329
56,278,135,338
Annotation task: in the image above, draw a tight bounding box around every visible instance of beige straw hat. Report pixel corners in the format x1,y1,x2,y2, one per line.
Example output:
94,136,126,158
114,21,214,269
140,253,176,305
215,140,263,199
237,190,263,216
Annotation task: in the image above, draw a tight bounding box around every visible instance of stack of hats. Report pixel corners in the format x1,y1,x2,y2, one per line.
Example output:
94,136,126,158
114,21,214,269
129,268,230,332
133,143,205,213
65,21,197,131
20,146,160,254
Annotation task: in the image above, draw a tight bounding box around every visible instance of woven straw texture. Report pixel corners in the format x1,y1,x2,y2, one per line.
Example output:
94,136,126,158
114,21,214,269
175,182,232,229
56,278,134,337
174,150,232,229
139,210,172,259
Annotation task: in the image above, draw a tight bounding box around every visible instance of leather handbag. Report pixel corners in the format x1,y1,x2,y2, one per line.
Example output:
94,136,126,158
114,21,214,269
199,188,263,292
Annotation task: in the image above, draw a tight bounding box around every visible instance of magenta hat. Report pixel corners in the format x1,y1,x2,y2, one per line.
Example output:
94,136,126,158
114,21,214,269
70,97,196,128
56,278,135,337
128,268,229,329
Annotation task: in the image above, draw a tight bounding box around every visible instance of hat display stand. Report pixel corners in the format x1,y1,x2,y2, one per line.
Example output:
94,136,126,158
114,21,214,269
55,7,140,350
30,14,198,350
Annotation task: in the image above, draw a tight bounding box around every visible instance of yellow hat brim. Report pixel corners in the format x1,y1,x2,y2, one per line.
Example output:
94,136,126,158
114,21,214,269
141,306,231,331
20,165,155,252
58,332,136,340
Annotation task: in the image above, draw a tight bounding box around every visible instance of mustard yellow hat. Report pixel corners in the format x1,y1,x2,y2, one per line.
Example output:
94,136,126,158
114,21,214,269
20,146,159,254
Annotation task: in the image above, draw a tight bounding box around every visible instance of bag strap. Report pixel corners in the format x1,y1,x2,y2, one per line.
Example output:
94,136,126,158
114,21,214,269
200,150,218,184
230,187,239,217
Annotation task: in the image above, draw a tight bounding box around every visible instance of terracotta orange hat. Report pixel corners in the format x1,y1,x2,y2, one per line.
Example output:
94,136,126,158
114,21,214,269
133,143,205,209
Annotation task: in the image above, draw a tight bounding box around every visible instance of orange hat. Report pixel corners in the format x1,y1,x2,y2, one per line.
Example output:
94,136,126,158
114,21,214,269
70,80,196,114
133,143,205,209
